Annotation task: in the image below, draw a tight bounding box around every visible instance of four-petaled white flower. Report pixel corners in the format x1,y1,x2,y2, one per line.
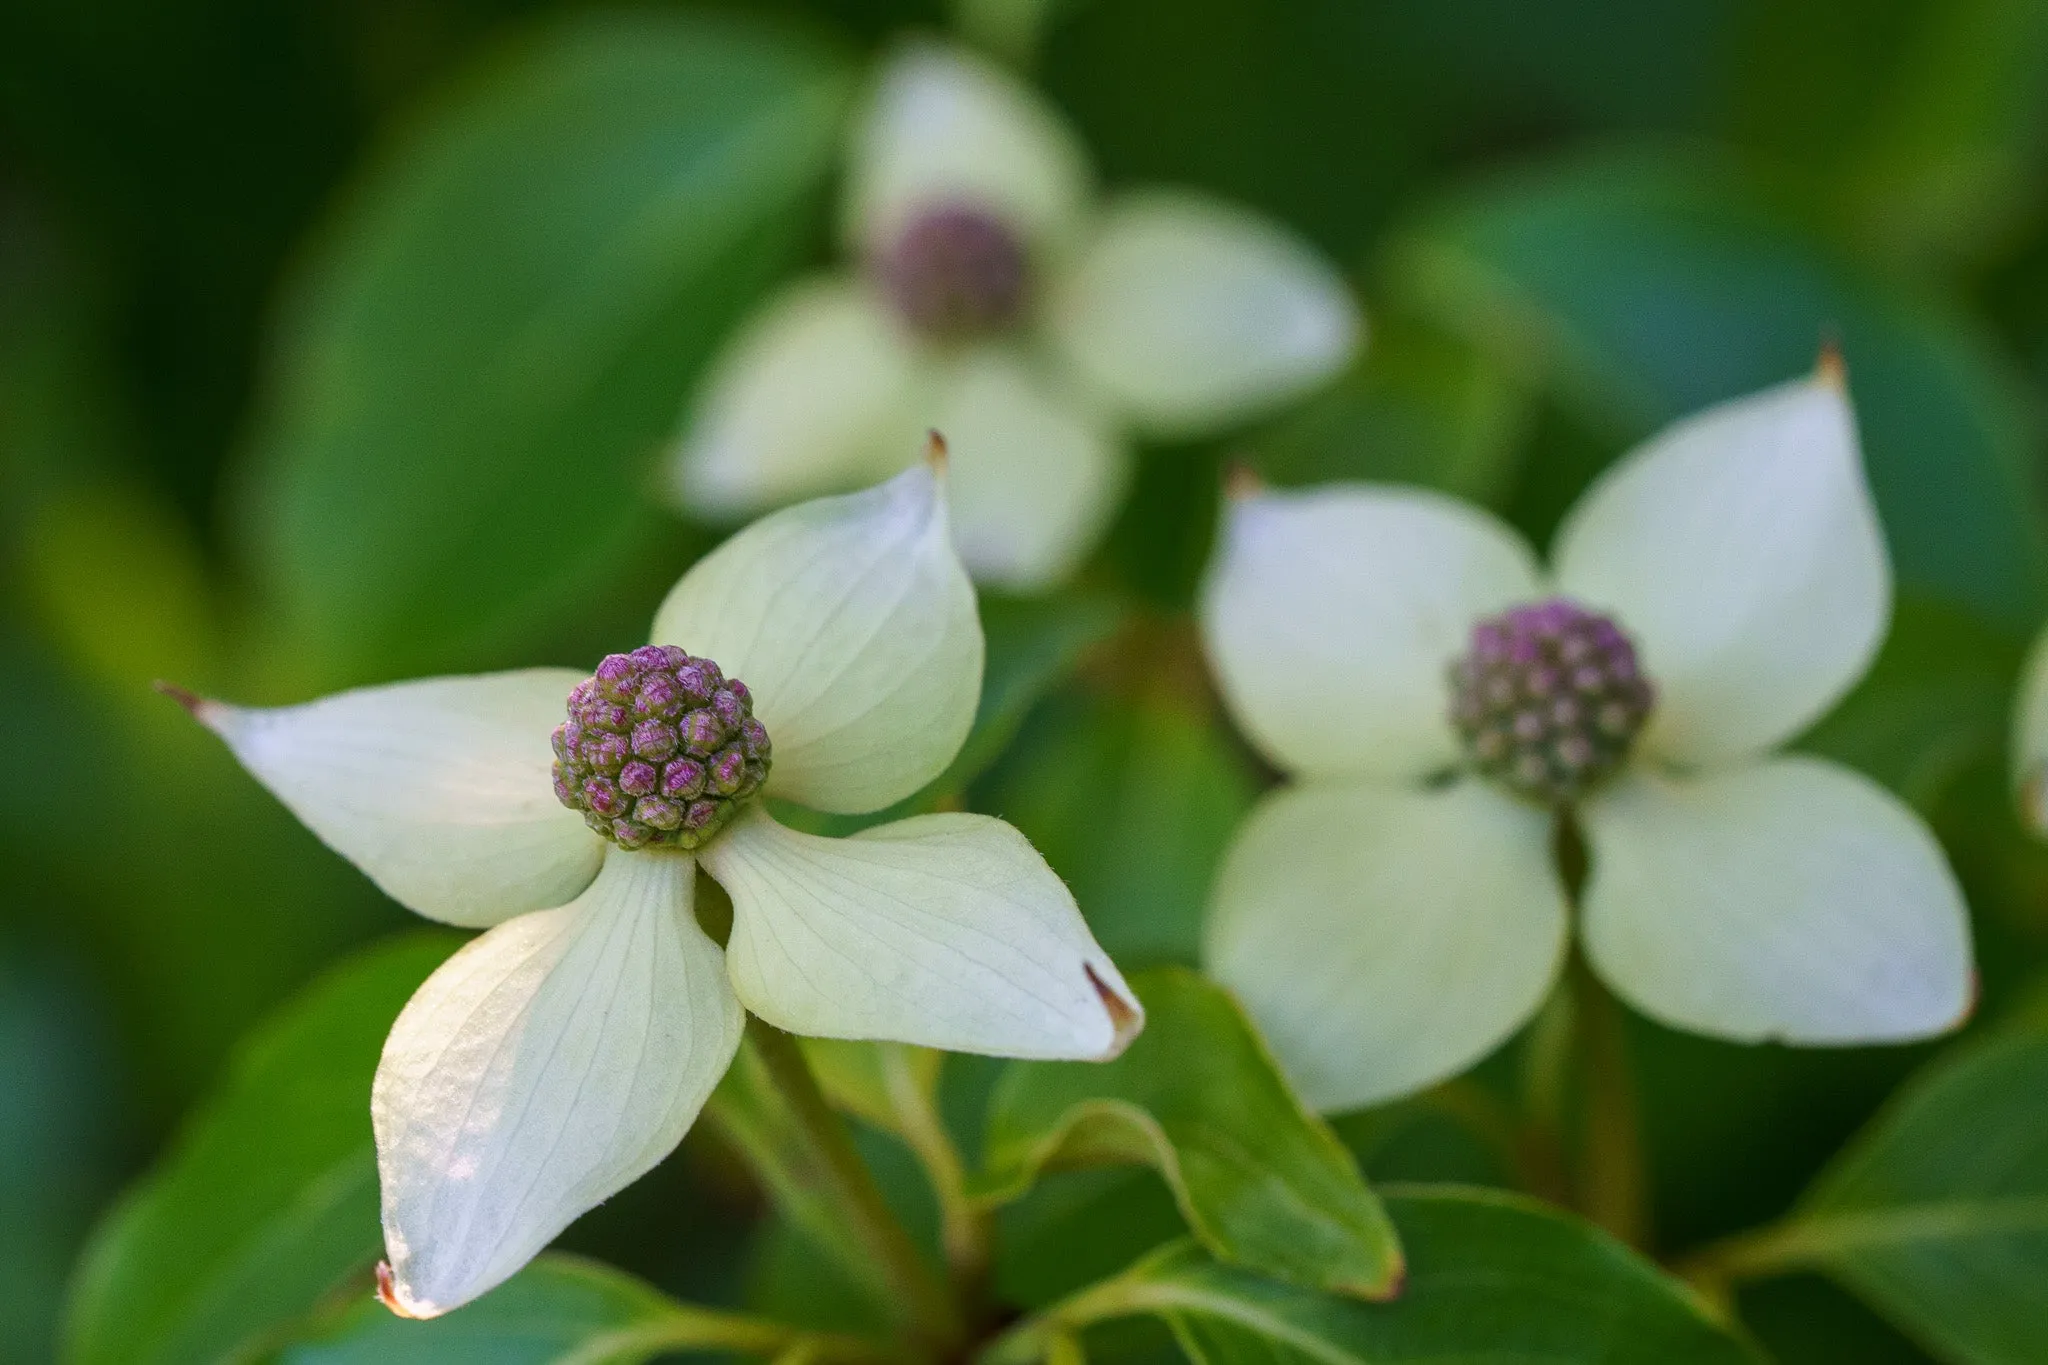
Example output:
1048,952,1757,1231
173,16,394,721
181,453,1141,1318
670,38,1359,591
1198,359,1976,1114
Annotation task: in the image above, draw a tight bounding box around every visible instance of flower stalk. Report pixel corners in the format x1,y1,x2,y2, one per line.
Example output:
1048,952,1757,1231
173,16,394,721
712,1019,966,1355
879,1044,992,1295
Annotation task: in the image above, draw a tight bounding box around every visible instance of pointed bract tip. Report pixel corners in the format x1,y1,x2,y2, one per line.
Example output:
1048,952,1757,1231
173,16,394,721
2021,765,2048,835
1223,462,1265,503
1957,969,1982,1030
1085,962,1145,1059
153,680,223,728
924,429,949,474
374,1262,428,1319
1814,337,1847,390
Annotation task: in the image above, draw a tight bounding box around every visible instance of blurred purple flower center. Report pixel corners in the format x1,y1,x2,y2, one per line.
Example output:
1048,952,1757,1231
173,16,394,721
1448,597,1655,806
876,202,1031,340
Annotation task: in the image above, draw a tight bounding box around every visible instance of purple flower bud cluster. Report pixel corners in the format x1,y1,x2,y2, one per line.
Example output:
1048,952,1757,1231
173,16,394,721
1449,598,1654,806
551,646,771,851
876,202,1030,340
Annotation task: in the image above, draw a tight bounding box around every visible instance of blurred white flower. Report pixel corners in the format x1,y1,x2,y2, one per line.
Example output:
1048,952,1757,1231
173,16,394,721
669,39,1360,590
176,452,1140,1318
1198,358,1974,1114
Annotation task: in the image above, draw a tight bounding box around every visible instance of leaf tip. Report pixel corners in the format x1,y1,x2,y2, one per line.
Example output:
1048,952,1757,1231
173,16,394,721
1344,1256,1407,1303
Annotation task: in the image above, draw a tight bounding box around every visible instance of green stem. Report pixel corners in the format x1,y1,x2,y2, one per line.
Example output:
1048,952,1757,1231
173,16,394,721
978,1260,1205,1365
1571,952,1650,1248
1514,986,1577,1209
879,1044,991,1293
711,1019,965,1354
1534,816,1650,1248
1674,1218,1823,1298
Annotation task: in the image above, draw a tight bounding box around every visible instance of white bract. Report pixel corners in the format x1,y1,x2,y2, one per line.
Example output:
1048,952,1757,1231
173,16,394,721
1199,363,1975,1114
187,457,1140,1318
669,39,1359,591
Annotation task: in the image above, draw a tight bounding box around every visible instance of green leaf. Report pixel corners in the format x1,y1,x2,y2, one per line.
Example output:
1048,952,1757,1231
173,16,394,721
281,1253,853,1365
1837,0,2048,270
1388,148,2048,630
945,593,1129,798
997,1188,1759,1364
62,932,457,1365
1728,1021,2048,1364
977,967,1404,1300
280,1256,676,1365
771,591,1126,839
1798,594,2024,809
241,12,851,682
1251,313,1533,508
974,683,1254,967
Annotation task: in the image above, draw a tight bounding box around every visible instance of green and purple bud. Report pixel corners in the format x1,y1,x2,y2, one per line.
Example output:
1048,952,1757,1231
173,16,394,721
552,646,770,850
1449,598,1653,806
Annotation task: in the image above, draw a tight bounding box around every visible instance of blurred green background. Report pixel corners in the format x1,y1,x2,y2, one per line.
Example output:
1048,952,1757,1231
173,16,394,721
4,0,2048,1361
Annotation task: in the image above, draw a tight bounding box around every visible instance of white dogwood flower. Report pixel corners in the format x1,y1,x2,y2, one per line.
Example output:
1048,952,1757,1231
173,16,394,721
669,39,1358,590
1199,359,1974,1114
176,451,1141,1318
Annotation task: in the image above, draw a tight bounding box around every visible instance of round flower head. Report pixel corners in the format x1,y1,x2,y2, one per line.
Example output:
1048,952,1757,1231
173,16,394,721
174,448,1142,1319
1198,357,1974,1114
669,38,1359,591
551,645,770,849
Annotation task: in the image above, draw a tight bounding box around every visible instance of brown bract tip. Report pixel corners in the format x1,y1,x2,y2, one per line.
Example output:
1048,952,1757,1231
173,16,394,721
1223,461,1265,503
374,1261,424,1318
1814,336,1847,389
152,680,219,726
924,429,949,473
1085,962,1144,1059
2022,767,2048,835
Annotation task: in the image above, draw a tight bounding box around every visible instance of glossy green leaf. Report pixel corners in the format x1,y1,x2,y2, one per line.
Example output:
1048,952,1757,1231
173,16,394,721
242,12,851,682
974,684,1254,967
63,932,457,1365
1252,313,1533,508
281,1253,860,1365
1389,149,2048,629
994,1188,1759,1365
978,967,1404,1300
1729,1022,2048,1364
1798,594,2024,809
